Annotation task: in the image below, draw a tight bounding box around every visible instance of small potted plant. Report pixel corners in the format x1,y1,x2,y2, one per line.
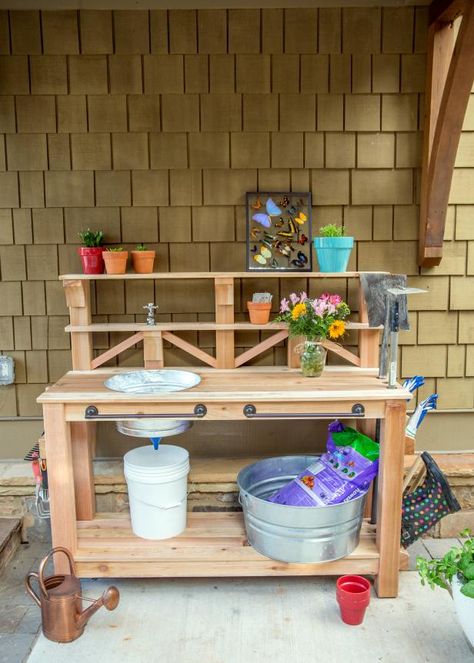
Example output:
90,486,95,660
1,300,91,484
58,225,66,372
77,229,104,274
131,244,156,274
103,247,128,274
276,292,350,377
417,530,474,648
247,292,273,324
313,224,354,273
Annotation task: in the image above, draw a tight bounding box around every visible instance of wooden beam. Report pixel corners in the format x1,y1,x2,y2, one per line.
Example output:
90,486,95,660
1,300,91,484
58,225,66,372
162,331,217,368
214,277,235,369
90,332,144,369
320,340,361,367
430,0,465,24
234,330,288,368
143,330,164,368
419,1,474,266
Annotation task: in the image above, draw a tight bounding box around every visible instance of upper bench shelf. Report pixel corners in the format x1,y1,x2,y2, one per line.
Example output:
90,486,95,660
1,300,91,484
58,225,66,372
60,271,387,281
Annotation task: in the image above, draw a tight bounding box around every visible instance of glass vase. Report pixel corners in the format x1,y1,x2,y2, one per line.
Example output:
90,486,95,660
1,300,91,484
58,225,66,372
297,340,327,378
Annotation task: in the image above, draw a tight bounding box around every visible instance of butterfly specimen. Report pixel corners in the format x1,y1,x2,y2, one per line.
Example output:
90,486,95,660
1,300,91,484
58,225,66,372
252,198,282,228
291,251,308,268
253,245,272,265
252,197,262,210
293,212,307,225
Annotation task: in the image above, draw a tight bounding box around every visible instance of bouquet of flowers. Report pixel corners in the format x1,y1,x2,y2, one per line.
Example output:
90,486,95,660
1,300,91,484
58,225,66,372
276,292,350,377
276,292,350,341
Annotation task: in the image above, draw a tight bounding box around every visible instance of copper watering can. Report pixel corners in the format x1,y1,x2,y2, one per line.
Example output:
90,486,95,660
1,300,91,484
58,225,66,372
25,547,119,643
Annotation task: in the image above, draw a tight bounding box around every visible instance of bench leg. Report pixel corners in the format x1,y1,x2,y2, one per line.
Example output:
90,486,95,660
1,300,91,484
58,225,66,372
375,400,406,598
71,422,96,521
43,404,77,574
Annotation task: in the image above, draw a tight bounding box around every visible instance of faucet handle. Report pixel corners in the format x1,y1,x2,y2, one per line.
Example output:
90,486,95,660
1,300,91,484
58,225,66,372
143,302,158,313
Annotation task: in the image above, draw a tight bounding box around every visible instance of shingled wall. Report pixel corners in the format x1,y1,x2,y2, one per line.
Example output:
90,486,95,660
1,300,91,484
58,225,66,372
0,7,473,457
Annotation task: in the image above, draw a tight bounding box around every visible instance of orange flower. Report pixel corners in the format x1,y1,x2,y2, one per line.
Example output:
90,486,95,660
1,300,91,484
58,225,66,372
328,320,345,339
291,302,307,320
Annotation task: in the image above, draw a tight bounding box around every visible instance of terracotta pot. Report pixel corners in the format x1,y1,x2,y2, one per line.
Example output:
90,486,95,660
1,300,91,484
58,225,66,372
247,302,272,325
131,250,156,274
336,575,371,626
103,251,128,275
77,247,104,274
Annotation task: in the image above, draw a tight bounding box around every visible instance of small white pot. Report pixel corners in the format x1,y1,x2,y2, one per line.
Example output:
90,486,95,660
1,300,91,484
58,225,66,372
452,575,474,649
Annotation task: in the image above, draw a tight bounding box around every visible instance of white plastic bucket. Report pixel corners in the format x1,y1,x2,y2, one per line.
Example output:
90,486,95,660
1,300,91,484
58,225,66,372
124,444,190,540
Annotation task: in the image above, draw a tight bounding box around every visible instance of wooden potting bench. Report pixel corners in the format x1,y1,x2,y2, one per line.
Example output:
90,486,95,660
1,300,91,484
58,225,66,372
38,272,410,598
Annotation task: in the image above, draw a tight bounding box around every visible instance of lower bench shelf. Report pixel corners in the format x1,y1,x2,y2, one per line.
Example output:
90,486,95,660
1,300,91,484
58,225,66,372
75,512,409,578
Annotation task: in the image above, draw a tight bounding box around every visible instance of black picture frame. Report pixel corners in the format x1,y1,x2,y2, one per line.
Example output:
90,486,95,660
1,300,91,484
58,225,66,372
245,192,312,272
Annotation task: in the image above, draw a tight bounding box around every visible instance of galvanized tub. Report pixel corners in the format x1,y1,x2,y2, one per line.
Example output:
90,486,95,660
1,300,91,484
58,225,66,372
237,456,367,564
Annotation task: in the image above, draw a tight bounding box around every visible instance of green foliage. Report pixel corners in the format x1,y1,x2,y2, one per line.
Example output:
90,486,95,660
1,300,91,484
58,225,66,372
319,224,345,238
417,530,474,598
106,247,124,252
135,244,147,251
78,229,104,247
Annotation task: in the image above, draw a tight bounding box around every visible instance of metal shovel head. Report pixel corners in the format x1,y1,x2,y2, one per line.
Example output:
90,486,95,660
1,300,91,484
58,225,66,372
359,273,410,330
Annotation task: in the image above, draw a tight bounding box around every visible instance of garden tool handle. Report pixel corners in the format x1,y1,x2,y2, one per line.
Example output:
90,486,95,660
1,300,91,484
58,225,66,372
38,547,76,595
25,572,41,606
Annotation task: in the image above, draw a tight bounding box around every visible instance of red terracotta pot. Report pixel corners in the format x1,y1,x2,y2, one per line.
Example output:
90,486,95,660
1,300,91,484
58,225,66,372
336,575,371,626
77,247,104,274
247,302,272,325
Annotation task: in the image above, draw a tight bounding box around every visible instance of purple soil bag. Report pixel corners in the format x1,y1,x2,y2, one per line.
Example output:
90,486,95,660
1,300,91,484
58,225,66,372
268,421,379,507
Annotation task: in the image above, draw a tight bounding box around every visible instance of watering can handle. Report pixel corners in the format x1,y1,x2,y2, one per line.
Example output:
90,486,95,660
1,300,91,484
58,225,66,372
38,547,76,596
25,572,41,606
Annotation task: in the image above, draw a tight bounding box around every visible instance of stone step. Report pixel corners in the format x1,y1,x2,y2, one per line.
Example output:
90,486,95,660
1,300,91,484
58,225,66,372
0,517,21,575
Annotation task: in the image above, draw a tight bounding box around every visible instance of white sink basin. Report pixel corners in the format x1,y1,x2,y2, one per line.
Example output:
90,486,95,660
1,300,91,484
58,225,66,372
104,369,201,394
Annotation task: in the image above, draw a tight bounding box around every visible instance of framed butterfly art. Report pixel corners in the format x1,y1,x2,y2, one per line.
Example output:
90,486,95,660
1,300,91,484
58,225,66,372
245,192,312,272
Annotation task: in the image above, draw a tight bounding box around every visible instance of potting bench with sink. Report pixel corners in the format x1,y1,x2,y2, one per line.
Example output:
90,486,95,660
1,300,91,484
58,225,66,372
37,272,411,598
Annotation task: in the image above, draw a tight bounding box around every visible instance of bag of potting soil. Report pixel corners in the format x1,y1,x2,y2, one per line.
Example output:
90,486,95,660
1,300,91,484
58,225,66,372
268,421,379,507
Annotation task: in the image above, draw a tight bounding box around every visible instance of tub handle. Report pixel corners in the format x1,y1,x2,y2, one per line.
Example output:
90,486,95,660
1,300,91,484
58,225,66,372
84,404,207,419
243,403,365,418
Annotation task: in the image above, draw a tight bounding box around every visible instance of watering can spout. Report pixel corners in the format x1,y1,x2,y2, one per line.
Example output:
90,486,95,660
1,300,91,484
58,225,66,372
76,586,120,630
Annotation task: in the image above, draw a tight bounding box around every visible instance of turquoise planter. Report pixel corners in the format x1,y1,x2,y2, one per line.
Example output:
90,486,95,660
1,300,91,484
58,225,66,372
313,236,354,273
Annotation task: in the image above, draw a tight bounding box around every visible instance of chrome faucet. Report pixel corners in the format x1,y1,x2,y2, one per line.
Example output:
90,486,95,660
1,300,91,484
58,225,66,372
143,302,158,326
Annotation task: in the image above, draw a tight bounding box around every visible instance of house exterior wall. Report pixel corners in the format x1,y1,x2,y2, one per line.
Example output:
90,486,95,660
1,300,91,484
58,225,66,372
0,7,472,458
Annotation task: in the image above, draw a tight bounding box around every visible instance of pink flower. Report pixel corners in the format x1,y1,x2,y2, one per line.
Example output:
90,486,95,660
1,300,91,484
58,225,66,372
289,292,300,305
299,291,308,302
320,292,330,301
312,300,326,317
326,303,336,315
280,297,290,313
329,294,342,305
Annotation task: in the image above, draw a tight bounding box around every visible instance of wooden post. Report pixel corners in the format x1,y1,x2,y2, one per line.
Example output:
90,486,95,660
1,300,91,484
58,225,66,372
287,336,301,368
43,404,77,572
143,330,164,368
214,277,235,368
63,279,93,370
71,422,96,521
419,1,474,266
375,400,406,598
63,280,97,523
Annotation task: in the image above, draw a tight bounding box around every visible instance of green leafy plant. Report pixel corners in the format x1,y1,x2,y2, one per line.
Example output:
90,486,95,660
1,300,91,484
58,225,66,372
106,247,124,252
135,244,147,251
78,229,104,247
417,529,474,598
319,224,345,238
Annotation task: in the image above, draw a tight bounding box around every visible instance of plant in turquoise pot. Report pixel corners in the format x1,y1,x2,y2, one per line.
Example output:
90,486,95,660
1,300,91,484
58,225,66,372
313,224,354,273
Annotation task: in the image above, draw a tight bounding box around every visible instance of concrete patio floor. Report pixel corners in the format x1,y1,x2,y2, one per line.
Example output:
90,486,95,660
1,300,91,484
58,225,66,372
1,538,472,663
